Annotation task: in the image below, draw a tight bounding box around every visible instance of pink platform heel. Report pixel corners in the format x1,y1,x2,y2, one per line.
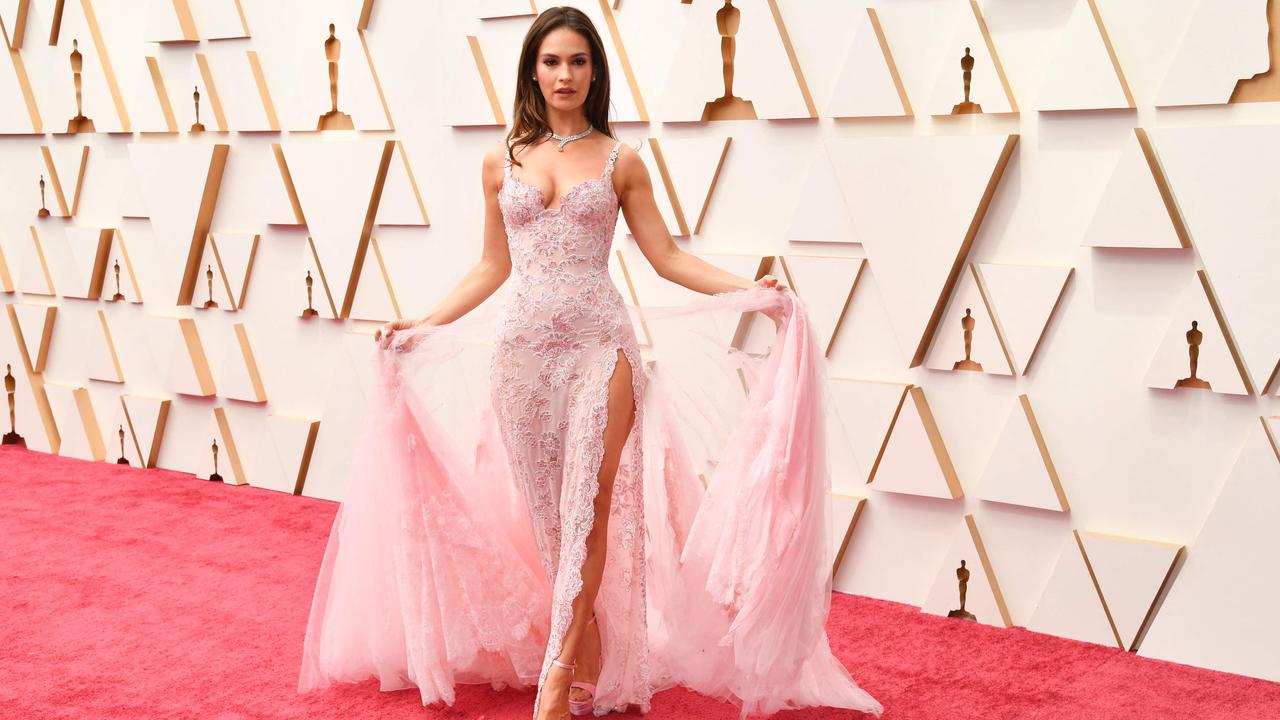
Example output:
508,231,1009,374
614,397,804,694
568,614,598,717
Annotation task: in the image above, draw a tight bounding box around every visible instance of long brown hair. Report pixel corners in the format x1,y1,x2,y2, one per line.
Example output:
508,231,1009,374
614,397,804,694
506,6,614,168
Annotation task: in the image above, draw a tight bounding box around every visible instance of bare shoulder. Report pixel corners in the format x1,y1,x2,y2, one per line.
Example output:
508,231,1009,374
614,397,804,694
613,140,645,175
483,141,509,172
481,141,508,190
611,140,649,193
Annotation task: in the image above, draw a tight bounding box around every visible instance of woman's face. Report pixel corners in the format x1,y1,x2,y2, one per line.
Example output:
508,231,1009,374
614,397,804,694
532,27,594,111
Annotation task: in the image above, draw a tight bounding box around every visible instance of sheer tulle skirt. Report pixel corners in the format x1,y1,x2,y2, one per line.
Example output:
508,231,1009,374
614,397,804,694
298,285,884,718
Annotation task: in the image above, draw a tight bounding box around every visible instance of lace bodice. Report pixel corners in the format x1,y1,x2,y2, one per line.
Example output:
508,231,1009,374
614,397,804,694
497,140,631,350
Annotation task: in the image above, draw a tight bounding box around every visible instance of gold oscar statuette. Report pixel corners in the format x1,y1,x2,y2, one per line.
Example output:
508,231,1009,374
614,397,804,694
208,438,223,482
317,23,355,130
302,269,319,318
1174,320,1211,390
67,38,96,134
953,308,983,372
111,258,126,302
203,264,218,309
951,47,982,115
3,363,26,447
37,174,50,218
116,424,129,465
701,0,757,121
947,559,977,622
190,85,206,132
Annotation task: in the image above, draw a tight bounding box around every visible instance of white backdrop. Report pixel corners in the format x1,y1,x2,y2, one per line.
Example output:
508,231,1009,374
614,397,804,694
1,0,1278,684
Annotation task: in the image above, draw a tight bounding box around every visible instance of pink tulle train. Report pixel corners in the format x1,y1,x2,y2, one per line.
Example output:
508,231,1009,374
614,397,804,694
298,286,884,718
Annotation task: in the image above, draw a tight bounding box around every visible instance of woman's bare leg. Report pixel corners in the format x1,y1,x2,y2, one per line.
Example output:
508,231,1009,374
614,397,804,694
537,350,636,719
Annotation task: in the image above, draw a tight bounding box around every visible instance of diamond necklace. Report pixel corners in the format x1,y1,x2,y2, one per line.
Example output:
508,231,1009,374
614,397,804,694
544,124,593,152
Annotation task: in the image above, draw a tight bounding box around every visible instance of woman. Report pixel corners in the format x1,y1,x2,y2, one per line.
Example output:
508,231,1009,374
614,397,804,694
299,7,883,720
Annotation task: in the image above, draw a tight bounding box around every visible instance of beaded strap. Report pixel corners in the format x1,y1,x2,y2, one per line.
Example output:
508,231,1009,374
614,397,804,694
604,140,622,178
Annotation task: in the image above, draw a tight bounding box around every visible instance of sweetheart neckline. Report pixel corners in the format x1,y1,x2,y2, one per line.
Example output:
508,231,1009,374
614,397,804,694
503,172,615,215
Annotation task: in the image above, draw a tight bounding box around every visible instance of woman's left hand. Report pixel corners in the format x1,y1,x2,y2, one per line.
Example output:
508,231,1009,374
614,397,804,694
755,274,787,292
754,275,789,327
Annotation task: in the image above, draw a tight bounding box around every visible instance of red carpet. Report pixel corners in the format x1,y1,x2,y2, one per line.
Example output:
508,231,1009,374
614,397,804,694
1,445,1277,720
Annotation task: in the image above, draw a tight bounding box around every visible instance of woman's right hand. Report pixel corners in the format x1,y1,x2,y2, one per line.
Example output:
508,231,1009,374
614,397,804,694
374,316,426,350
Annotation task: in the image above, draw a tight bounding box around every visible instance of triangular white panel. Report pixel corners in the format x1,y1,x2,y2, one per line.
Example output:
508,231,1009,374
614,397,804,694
11,302,55,373
0,16,39,132
255,414,320,495
639,136,729,238
657,0,813,121
193,0,250,40
121,394,171,468
976,263,1073,375
1143,273,1249,395
161,317,216,397
31,224,79,297
128,56,178,133
1139,418,1280,680
1155,0,1269,107
0,239,14,292
1035,0,1132,111
1028,532,1118,646
42,2,129,132
825,8,909,118
1083,132,1184,249
829,493,866,574
209,233,259,311
182,53,223,132
43,144,90,217
271,21,391,131
924,3,1015,115
869,386,962,499
281,139,390,319
348,238,400,323
85,310,124,383
921,515,1012,628
447,34,504,127
1154,125,1280,394
19,228,55,296
0,0,30,45
376,142,428,226
828,134,1015,366
44,383,104,461
978,395,1068,512
191,240,233,311
924,265,1012,375
103,233,141,303
155,401,221,477
780,255,862,356
1078,531,1183,650
784,139,859,245
827,379,909,486
105,399,143,466
0,307,51,453
211,323,265,403
58,227,111,299
144,0,196,42
128,143,225,302
212,405,248,485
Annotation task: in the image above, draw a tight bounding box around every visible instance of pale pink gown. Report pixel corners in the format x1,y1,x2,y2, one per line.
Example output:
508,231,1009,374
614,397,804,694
298,138,884,719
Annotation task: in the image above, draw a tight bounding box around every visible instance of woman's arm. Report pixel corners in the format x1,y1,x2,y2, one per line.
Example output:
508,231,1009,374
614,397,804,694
614,143,783,296
376,144,512,345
